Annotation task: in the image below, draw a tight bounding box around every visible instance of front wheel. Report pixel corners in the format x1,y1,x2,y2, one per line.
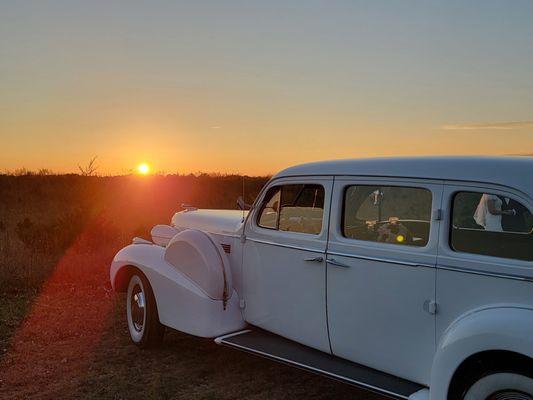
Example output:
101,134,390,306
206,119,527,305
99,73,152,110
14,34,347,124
462,372,533,400
126,272,164,348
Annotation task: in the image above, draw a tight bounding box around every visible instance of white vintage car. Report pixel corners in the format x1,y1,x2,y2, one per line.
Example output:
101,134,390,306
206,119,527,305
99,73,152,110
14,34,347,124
110,157,533,400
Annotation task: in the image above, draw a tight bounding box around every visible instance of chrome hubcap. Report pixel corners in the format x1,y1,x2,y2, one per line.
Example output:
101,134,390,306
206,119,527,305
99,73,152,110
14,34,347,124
487,391,533,400
130,284,145,332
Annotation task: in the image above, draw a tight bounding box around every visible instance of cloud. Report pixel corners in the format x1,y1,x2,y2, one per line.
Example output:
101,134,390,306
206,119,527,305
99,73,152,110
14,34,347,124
442,121,533,130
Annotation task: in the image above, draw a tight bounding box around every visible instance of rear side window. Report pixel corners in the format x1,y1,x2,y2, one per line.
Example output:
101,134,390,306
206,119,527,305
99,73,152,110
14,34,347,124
451,191,533,261
343,185,432,247
257,184,325,235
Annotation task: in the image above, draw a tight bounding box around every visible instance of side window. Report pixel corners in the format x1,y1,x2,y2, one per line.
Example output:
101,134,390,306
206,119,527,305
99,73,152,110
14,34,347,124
451,191,533,261
256,184,325,235
343,185,432,247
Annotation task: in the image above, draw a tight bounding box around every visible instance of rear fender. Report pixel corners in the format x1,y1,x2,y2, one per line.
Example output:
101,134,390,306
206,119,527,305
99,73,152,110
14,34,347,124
429,305,533,400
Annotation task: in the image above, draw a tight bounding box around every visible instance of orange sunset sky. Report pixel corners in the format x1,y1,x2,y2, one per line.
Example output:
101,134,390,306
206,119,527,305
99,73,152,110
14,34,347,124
1,2,532,175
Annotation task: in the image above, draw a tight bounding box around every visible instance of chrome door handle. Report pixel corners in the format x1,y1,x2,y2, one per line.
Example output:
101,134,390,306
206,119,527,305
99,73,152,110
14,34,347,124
304,256,324,263
326,258,350,268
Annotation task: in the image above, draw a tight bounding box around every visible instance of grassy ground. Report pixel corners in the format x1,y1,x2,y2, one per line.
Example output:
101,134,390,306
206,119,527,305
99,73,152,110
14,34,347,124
0,290,35,350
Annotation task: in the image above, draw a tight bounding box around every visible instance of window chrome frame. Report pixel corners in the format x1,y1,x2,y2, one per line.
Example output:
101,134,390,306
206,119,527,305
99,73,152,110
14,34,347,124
251,178,329,238
447,188,533,263
438,181,533,279
326,177,444,272
340,183,434,248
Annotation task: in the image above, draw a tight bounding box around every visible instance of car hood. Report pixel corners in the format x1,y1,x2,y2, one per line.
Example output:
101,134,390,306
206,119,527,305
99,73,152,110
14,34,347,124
171,209,247,236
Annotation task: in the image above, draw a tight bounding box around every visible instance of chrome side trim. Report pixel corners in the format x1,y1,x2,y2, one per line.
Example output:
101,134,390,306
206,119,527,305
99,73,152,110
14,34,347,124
452,225,532,235
437,264,533,282
217,337,409,399
247,240,435,268
327,250,434,269
224,234,242,238
247,237,324,253
209,233,241,239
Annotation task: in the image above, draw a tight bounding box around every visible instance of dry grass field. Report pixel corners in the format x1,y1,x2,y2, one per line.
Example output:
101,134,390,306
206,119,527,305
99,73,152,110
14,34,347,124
0,173,380,400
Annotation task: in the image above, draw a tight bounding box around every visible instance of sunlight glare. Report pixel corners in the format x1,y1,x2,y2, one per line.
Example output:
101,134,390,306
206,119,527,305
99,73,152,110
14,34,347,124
137,163,150,175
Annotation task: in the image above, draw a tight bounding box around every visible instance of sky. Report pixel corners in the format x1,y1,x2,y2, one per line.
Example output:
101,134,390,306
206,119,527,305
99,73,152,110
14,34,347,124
1,1,532,175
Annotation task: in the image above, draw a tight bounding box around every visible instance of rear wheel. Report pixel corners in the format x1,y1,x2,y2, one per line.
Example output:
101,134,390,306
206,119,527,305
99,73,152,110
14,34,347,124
126,272,164,348
462,372,533,400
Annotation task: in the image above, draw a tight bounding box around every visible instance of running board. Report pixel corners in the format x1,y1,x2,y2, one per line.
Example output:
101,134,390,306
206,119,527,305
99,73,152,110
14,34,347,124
215,329,424,399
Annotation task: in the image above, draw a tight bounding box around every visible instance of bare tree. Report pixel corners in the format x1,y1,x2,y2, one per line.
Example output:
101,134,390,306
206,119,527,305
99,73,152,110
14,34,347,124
38,168,52,176
78,156,98,176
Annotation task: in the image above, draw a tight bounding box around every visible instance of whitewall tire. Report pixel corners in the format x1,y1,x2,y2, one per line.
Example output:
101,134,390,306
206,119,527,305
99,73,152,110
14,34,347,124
463,372,533,400
126,272,164,348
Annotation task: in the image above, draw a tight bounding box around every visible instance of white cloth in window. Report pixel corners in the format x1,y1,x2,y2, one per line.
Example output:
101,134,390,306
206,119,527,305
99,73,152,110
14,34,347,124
474,194,502,232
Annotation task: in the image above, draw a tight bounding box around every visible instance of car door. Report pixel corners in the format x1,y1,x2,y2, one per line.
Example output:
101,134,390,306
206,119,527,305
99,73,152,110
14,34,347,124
436,184,533,346
242,177,332,353
326,177,443,385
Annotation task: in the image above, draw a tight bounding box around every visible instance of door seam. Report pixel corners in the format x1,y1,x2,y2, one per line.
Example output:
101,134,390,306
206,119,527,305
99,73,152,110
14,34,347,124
325,175,335,355
433,181,445,351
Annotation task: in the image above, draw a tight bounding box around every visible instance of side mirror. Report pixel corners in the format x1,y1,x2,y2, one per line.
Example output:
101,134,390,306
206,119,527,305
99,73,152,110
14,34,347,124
237,196,251,210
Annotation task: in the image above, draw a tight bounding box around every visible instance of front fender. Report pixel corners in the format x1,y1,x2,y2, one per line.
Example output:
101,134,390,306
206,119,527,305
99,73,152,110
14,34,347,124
430,306,533,400
110,243,246,338
111,243,165,291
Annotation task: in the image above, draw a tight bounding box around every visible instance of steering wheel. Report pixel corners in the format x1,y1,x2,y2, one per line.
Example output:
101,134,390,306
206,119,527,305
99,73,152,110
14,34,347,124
375,220,413,245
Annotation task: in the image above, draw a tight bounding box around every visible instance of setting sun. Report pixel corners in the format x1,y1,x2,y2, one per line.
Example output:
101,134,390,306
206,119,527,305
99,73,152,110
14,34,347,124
137,163,150,175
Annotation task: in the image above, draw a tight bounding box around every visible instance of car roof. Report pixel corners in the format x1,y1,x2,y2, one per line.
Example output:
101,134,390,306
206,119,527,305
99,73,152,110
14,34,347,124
273,156,533,199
